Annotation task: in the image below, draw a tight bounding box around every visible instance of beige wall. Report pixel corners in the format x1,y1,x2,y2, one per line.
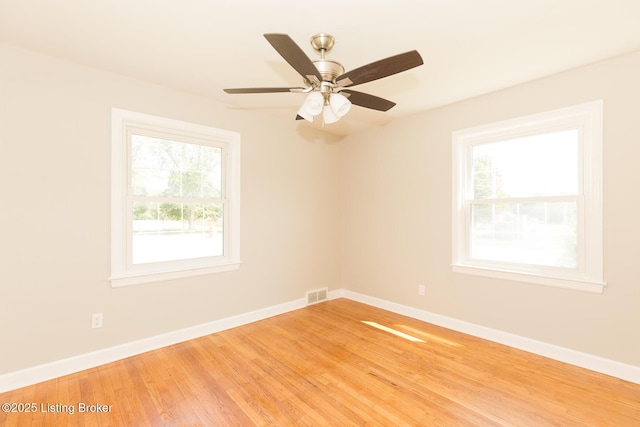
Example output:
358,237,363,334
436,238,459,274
341,50,640,366
2,42,639,376
0,45,342,374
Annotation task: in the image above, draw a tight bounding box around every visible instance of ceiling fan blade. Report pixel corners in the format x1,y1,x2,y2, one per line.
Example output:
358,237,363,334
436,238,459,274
263,33,322,82
224,87,304,94
336,50,423,87
340,90,396,111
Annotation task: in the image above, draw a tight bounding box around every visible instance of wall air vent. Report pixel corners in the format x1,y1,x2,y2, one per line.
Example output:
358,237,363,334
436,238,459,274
306,287,328,305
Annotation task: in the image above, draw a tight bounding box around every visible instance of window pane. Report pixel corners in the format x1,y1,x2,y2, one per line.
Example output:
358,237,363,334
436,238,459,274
472,130,578,199
131,168,168,197
132,202,223,264
181,170,203,198
470,201,577,268
202,147,223,198
131,134,222,199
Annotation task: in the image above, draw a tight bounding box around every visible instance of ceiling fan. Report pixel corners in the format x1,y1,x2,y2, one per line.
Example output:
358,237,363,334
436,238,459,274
223,33,424,124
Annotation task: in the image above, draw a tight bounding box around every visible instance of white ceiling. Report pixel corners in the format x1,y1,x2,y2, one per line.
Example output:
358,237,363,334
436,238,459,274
2,0,640,136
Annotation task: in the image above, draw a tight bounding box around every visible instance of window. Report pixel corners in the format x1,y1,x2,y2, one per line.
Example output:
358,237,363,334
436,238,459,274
111,109,240,287
452,101,604,292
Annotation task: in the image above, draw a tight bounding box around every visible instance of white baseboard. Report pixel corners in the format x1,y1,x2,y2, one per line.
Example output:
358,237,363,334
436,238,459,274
2,289,639,393
338,289,640,385
0,297,307,393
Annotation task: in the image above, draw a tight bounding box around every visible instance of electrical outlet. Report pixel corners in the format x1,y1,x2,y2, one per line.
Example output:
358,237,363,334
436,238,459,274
418,285,425,296
92,313,103,329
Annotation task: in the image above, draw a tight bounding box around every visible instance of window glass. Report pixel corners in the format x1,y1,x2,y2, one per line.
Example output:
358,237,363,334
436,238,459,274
130,134,224,265
472,130,579,199
132,202,223,264
470,201,577,268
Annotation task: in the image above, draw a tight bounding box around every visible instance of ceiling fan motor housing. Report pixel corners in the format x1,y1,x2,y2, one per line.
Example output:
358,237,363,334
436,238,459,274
312,59,345,84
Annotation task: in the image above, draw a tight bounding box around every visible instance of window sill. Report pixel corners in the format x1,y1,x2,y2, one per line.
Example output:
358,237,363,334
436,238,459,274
451,264,606,293
110,262,241,287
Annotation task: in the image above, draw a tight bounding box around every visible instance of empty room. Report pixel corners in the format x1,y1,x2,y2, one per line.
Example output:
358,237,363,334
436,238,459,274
1,1,640,425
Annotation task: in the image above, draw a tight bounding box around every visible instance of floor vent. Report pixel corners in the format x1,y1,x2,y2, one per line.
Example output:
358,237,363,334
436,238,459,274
306,287,328,305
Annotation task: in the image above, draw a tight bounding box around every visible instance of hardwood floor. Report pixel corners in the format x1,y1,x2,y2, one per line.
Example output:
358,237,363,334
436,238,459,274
1,298,639,426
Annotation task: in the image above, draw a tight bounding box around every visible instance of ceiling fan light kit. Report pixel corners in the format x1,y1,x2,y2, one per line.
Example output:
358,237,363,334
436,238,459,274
224,33,423,124
298,91,352,123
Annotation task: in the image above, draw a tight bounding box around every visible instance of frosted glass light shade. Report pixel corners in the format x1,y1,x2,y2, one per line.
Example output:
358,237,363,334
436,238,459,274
323,104,340,124
297,105,314,122
302,92,324,116
329,92,352,117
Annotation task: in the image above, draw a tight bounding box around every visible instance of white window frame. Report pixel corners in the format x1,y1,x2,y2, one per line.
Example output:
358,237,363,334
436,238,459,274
110,108,241,287
452,100,605,293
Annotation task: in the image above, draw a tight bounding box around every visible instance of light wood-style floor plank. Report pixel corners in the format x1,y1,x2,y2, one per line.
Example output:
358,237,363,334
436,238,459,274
1,298,639,426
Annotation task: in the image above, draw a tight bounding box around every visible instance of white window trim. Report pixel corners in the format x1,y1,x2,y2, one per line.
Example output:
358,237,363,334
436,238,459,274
452,100,605,293
110,108,241,287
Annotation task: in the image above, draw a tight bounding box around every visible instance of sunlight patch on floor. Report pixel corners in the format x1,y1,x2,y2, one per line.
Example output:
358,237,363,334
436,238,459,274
394,324,463,347
361,321,425,342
